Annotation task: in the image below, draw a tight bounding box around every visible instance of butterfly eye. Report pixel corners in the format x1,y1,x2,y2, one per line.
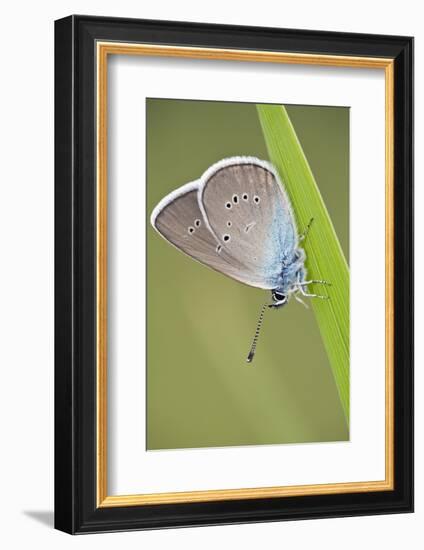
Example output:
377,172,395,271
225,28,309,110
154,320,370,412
194,219,201,227
253,195,260,204
272,291,286,302
225,202,232,209
223,234,230,242
242,193,248,201
232,195,239,204
188,226,195,234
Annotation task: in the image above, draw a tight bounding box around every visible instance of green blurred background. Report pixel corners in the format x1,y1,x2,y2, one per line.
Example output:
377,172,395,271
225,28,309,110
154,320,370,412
146,99,349,450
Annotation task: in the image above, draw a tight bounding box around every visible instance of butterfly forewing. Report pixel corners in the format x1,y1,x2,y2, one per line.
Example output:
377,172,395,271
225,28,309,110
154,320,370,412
199,160,297,289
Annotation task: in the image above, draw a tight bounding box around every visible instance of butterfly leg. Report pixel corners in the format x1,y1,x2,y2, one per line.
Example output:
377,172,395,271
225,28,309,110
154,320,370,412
296,279,332,286
298,217,314,242
294,293,309,309
298,284,329,300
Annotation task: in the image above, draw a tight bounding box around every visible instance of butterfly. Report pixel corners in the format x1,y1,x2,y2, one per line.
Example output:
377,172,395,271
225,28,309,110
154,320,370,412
150,157,330,362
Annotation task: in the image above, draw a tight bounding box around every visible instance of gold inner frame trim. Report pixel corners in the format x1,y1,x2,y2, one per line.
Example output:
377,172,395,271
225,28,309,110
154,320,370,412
96,42,395,508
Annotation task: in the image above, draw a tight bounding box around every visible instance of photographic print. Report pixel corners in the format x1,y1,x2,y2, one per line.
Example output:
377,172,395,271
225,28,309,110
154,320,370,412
55,17,413,533
147,99,350,451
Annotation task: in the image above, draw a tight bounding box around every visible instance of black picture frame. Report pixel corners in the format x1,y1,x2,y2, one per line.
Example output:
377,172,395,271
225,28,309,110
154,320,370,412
55,14,413,534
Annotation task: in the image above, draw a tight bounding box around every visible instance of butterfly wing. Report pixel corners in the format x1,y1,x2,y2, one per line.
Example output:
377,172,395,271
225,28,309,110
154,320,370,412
151,158,298,290
151,181,252,285
199,157,298,289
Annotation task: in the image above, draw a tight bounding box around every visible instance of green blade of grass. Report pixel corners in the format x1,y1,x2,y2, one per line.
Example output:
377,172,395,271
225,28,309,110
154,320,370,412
257,104,349,423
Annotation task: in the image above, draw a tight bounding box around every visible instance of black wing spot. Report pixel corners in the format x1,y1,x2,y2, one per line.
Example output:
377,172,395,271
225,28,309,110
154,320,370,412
216,244,222,253
223,234,230,242
242,193,248,201
225,202,232,209
253,195,260,204
194,219,201,227
232,194,239,204
227,221,232,227
188,226,195,234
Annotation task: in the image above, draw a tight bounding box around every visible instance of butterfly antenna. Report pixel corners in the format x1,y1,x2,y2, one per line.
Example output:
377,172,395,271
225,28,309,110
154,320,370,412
246,303,269,363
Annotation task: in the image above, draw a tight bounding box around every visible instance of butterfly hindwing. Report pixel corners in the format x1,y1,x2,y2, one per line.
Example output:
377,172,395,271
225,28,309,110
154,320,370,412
151,182,250,284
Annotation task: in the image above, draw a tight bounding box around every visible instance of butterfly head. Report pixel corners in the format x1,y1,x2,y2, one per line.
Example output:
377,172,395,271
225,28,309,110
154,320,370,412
270,290,289,308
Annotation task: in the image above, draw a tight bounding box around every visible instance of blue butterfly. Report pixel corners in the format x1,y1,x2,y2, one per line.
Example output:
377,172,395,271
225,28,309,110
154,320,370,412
151,157,329,362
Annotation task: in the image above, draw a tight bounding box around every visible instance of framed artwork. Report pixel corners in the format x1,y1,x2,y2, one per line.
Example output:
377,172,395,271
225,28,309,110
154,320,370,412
54,15,413,534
